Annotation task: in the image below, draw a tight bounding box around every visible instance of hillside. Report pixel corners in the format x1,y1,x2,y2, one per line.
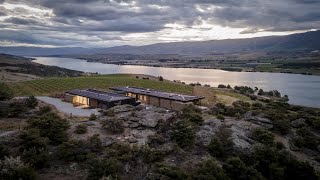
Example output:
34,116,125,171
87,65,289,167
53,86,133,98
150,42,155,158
1,30,320,56
1,76,320,179
0,54,83,82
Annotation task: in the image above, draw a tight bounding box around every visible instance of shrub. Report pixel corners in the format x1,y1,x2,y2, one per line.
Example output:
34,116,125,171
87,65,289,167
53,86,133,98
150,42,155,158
149,163,188,179
105,143,139,161
186,113,203,124
192,159,229,180
182,104,201,114
181,105,203,124
217,114,225,120
89,113,97,121
7,102,27,118
218,84,227,88
148,134,166,147
19,128,48,151
273,119,291,135
102,118,124,134
26,112,69,145
74,124,88,134
103,109,115,117
0,156,37,180
37,106,52,115
252,145,319,180
25,96,38,108
208,127,234,158
251,128,275,147
57,140,90,162
0,83,13,101
223,157,263,180
0,144,9,160
141,146,164,163
293,127,319,151
88,134,103,152
87,158,121,180
22,147,49,169
171,120,195,148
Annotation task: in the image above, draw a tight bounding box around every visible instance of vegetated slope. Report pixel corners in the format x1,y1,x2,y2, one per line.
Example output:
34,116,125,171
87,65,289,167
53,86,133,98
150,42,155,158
6,74,193,96
100,30,320,55
1,30,320,56
0,54,83,78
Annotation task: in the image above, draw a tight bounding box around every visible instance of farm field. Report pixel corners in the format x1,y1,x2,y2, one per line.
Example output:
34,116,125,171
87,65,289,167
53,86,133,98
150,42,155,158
6,74,194,96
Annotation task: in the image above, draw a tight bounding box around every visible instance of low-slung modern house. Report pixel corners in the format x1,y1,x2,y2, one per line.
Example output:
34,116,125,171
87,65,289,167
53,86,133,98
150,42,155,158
110,86,204,110
65,89,136,109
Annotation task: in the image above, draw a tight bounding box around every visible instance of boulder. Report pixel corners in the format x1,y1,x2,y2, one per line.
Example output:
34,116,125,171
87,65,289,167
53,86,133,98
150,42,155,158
130,129,156,145
101,138,115,147
139,113,163,128
244,112,273,129
290,118,306,128
195,118,222,146
116,112,132,120
129,122,140,128
128,137,138,143
109,105,135,113
128,117,140,122
230,123,254,149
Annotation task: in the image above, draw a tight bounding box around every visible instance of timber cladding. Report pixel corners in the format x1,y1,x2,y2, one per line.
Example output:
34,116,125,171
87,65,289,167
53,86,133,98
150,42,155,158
159,98,172,109
149,96,160,106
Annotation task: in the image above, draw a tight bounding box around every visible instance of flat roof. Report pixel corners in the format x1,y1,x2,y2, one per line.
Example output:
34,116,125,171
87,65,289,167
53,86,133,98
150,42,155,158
110,86,204,102
66,89,134,102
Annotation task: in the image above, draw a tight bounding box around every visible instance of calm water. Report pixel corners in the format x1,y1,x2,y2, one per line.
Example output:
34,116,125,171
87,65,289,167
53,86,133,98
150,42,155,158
34,57,320,108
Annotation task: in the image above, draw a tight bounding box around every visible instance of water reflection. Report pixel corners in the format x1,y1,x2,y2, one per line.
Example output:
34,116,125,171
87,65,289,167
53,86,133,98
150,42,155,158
34,57,320,108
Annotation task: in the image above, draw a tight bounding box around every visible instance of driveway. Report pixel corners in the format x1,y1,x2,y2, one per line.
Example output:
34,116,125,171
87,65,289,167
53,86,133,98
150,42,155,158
36,96,100,117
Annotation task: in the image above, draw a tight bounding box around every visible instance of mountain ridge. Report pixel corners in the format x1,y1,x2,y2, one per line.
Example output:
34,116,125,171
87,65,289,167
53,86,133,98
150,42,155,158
0,30,319,56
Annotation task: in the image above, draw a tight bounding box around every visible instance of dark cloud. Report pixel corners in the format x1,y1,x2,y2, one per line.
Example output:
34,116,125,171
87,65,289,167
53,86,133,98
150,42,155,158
0,0,319,47
4,17,40,25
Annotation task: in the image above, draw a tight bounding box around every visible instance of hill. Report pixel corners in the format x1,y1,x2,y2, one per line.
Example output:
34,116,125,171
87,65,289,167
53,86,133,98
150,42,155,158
1,30,320,56
0,54,83,82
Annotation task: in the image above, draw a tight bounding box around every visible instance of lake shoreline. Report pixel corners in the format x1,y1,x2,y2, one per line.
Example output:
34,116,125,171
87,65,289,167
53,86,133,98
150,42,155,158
32,56,320,108
80,58,319,76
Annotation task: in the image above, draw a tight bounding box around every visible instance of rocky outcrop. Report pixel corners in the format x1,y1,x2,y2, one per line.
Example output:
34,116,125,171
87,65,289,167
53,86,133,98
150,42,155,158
196,118,222,146
229,121,255,149
290,118,306,128
101,137,115,147
128,129,156,145
244,112,273,129
109,105,135,113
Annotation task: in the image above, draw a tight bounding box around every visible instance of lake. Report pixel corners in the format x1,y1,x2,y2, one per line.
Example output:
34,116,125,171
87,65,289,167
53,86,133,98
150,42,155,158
33,57,320,108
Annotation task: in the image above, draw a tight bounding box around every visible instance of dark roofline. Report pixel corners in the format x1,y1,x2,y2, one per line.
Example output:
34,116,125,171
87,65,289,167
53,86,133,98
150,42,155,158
110,86,204,102
66,89,134,102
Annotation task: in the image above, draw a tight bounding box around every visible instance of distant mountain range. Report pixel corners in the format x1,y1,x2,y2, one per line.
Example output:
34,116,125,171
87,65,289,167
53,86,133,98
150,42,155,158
1,30,320,56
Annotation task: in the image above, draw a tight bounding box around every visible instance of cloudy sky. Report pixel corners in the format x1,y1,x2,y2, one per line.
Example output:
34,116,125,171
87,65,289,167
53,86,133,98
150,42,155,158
0,0,319,47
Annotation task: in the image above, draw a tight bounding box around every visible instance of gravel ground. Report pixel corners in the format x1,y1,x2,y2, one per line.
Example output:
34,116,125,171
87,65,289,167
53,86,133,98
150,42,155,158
36,96,100,117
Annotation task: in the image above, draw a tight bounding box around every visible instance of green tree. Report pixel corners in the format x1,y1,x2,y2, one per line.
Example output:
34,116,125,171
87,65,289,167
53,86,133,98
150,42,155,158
0,83,13,101
87,158,120,180
208,127,234,158
25,96,38,108
26,112,69,145
74,124,88,134
171,120,195,148
223,157,263,180
251,128,275,147
192,159,229,180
